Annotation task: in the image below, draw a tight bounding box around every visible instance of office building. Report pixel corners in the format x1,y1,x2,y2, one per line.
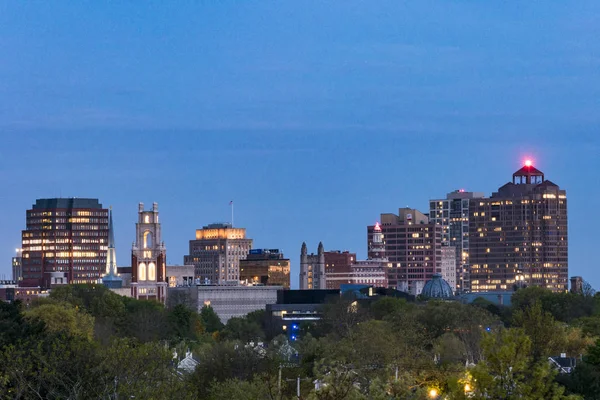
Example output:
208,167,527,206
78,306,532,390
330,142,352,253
299,242,326,289
440,245,456,294
20,198,108,288
131,202,168,302
239,249,290,288
429,190,485,293
349,260,388,287
12,252,22,283
325,226,389,288
184,223,253,284
469,162,568,292
323,250,356,289
367,208,442,293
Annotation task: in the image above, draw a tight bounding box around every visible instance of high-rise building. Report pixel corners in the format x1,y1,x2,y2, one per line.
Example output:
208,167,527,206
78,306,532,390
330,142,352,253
299,242,326,289
469,162,568,292
12,251,22,283
429,190,484,293
239,249,291,288
20,198,108,288
131,202,168,302
184,223,253,284
367,208,442,293
102,208,123,289
440,245,456,293
323,250,356,290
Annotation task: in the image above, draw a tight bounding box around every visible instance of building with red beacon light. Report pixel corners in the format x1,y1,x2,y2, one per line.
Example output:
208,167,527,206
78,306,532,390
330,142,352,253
367,208,442,293
468,160,568,292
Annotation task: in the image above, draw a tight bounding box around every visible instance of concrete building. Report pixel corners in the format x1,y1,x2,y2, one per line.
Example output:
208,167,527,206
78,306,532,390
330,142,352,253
469,162,568,292
367,208,442,293
184,223,253,284
323,250,356,290
20,198,109,288
299,242,326,289
239,249,290,288
170,284,280,323
429,190,485,293
167,265,195,287
440,245,456,293
131,202,168,303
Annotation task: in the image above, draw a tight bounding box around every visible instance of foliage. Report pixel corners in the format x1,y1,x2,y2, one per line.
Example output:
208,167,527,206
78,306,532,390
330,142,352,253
25,302,95,340
222,315,265,342
2,284,600,399
206,378,274,400
168,303,203,341
559,339,600,398
200,305,225,333
470,328,577,400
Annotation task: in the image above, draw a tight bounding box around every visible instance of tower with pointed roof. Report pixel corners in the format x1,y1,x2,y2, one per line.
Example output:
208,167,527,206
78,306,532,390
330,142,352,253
131,202,168,303
102,207,123,289
469,161,568,292
299,242,326,289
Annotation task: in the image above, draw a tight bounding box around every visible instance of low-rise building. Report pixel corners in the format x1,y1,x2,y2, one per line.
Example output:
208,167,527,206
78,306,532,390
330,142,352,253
167,265,195,287
169,284,281,323
239,249,290,288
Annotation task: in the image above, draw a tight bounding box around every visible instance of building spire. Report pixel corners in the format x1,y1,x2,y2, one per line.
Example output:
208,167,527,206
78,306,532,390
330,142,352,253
108,206,115,252
102,207,123,288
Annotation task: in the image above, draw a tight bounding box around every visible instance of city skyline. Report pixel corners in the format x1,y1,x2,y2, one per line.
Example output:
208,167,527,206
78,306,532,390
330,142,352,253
1,2,599,288
2,157,593,290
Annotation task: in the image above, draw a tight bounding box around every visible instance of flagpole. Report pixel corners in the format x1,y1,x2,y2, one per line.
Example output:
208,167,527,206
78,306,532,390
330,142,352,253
230,201,234,227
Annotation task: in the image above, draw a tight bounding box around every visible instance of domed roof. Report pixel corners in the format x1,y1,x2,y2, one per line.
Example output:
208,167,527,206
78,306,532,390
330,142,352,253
421,274,453,298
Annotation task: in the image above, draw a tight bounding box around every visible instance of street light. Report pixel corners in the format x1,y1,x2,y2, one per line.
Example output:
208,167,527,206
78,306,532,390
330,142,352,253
428,388,439,398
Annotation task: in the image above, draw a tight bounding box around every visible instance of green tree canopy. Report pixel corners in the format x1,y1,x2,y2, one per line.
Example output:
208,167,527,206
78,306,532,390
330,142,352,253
25,303,95,340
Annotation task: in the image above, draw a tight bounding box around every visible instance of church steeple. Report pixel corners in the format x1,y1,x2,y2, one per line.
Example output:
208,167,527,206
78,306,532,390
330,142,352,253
102,207,123,288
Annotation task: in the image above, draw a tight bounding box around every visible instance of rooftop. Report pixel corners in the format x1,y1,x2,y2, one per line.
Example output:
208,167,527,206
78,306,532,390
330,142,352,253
32,198,103,210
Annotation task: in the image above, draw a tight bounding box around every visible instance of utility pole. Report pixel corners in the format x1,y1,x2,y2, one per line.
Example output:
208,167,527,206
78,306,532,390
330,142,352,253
297,376,300,399
278,365,282,397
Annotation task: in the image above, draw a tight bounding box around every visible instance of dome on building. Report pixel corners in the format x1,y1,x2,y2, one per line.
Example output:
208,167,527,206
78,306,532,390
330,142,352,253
421,274,453,298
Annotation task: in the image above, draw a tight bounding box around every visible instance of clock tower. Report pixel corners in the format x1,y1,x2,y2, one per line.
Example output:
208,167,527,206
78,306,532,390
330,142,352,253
131,202,167,303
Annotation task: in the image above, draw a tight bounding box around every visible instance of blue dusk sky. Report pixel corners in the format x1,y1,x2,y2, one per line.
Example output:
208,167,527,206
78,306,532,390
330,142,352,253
0,2,599,289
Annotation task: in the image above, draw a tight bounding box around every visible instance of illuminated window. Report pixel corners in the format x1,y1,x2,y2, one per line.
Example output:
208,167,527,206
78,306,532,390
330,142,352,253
148,262,156,281
138,262,147,280
144,215,150,223
143,231,153,249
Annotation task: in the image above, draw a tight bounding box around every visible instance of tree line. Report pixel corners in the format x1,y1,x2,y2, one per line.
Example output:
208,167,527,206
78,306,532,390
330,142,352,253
2,284,600,399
